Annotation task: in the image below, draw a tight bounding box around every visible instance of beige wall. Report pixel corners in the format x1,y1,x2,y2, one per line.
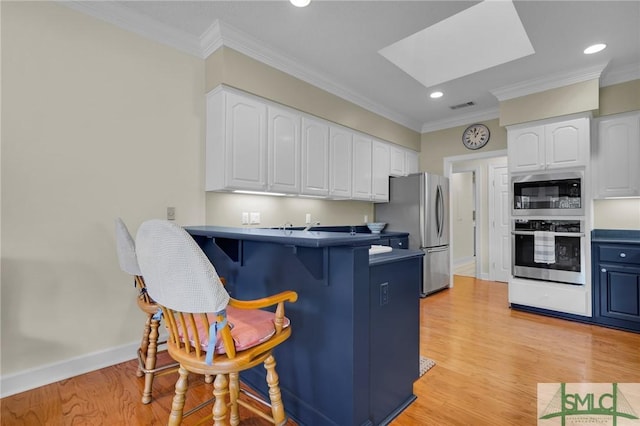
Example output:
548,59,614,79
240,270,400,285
206,193,373,228
205,47,421,151
593,199,640,230
2,2,205,375
420,118,507,175
597,80,640,117
499,79,600,126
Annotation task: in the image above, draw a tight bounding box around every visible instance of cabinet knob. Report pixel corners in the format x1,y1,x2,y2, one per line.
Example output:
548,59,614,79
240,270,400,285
398,242,403,246
620,252,626,258
601,268,607,273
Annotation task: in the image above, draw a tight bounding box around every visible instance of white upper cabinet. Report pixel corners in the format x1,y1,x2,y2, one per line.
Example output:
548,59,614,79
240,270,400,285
544,118,589,169
352,134,373,201
268,106,300,194
301,117,330,196
329,126,353,199
389,145,406,176
508,116,589,173
206,86,398,201
390,144,419,176
593,111,640,198
206,89,267,191
405,150,419,174
372,140,390,202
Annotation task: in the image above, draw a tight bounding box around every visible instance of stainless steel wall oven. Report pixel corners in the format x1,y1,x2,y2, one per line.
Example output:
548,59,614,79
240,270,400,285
511,219,585,285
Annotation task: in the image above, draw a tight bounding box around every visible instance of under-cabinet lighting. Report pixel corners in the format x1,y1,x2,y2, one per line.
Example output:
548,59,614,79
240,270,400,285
298,194,327,199
233,190,287,197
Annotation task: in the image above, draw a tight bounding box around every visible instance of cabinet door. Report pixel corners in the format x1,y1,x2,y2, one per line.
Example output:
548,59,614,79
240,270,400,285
594,113,640,198
352,134,372,200
301,117,330,196
545,117,589,169
508,126,545,172
225,92,267,190
599,264,640,325
389,146,406,177
372,140,390,202
268,106,300,194
329,126,352,198
405,151,419,175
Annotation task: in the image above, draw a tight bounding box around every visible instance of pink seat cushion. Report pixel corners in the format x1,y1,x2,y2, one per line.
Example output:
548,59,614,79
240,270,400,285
179,306,290,354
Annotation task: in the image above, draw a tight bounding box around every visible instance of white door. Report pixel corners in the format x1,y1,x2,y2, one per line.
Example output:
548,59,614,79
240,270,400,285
545,117,588,169
329,126,352,198
507,125,544,172
301,117,330,196
371,140,390,202
489,164,510,282
225,92,267,190
352,134,372,200
268,106,300,193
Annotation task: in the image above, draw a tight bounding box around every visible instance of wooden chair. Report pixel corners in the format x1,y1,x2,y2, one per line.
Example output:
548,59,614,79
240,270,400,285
114,218,179,404
135,219,298,426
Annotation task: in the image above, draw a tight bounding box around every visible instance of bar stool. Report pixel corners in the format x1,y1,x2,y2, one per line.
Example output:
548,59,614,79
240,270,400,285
136,219,297,425
114,218,179,404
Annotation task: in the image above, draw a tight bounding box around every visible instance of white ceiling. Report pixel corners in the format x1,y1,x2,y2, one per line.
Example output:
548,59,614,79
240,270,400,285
64,1,640,132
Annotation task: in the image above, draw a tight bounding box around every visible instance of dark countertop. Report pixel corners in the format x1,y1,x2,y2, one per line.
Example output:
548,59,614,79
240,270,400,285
185,225,381,248
591,229,640,245
369,248,424,266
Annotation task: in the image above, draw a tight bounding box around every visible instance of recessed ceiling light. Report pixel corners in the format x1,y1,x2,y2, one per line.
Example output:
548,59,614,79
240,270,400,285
290,0,310,7
430,91,443,99
584,43,607,54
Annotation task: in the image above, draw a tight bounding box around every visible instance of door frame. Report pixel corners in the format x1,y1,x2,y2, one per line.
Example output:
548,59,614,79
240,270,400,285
488,162,509,282
444,149,507,286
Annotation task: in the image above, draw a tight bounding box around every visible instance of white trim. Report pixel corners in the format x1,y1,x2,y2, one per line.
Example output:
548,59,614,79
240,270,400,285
491,63,609,101
488,163,510,283
601,62,640,87
207,21,423,131
0,342,139,398
444,149,508,287
59,1,202,57
421,107,500,133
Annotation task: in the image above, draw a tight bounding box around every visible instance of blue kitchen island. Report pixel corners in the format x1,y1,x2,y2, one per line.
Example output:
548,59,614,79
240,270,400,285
185,226,424,426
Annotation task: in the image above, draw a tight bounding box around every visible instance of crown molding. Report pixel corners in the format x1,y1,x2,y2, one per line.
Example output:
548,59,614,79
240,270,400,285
421,107,500,133
203,21,423,131
490,62,610,101
59,1,202,57
600,62,640,87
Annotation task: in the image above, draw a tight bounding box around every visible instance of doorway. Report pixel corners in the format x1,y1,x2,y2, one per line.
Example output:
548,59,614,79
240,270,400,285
451,170,478,278
444,150,508,283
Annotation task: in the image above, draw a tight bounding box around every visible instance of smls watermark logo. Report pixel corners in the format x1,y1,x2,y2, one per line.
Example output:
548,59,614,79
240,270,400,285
538,383,640,425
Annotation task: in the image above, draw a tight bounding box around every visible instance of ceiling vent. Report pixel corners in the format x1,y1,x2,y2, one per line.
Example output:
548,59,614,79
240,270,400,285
449,101,475,110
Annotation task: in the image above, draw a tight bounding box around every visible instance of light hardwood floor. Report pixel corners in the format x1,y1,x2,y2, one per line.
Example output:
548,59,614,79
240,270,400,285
2,276,639,425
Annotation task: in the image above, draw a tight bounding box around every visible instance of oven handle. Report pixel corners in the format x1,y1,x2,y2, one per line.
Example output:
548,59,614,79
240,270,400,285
511,230,585,237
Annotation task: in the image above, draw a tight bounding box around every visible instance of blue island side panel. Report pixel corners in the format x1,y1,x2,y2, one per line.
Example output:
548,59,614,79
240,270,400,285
192,234,372,426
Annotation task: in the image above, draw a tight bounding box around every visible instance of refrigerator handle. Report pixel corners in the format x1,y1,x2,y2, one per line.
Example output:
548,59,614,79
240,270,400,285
438,184,445,238
435,185,442,238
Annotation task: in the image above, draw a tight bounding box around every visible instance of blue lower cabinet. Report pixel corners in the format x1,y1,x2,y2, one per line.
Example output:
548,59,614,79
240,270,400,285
369,258,421,424
187,227,423,425
592,242,640,333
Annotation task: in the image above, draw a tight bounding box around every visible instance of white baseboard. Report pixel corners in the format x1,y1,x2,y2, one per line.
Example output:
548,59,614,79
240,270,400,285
479,272,490,281
453,256,475,267
1,341,139,398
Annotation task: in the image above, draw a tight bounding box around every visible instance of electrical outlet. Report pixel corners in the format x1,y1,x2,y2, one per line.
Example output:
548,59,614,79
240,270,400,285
241,212,249,224
305,213,311,224
380,282,389,306
167,207,176,221
364,215,368,223
250,212,260,224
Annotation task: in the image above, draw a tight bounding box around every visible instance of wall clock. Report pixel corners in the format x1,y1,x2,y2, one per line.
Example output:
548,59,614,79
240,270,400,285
462,123,490,150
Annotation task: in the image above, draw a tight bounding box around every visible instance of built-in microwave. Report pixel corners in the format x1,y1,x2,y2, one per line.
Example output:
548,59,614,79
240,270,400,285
511,171,583,216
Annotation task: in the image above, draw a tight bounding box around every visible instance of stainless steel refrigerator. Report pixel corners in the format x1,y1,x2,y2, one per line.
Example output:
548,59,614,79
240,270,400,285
375,173,450,296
